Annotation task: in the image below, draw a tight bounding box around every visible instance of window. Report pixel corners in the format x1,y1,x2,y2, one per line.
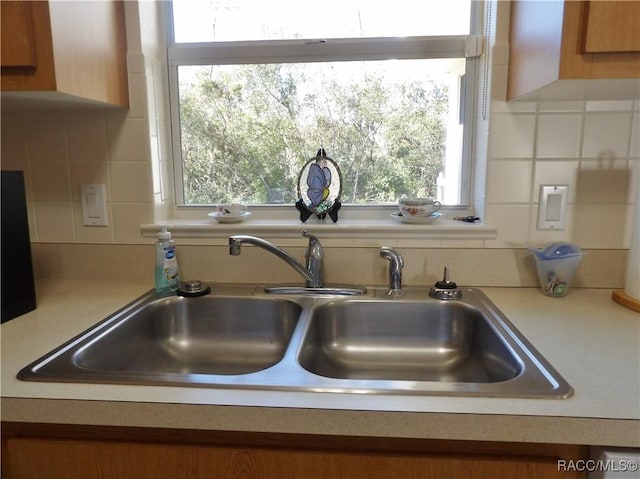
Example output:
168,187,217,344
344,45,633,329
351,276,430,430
168,0,481,208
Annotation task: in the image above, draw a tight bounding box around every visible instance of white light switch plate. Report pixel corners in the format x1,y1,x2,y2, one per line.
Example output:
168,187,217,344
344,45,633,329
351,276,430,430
81,184,108,226
538,185,568,230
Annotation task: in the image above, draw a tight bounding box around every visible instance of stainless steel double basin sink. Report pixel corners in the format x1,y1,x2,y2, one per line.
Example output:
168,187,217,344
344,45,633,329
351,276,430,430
19,285,572,398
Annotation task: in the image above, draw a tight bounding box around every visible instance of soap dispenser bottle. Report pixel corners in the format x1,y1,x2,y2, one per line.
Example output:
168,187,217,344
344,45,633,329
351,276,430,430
155,227,180,293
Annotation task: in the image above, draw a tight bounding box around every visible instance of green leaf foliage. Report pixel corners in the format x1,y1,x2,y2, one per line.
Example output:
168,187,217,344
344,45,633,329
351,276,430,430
179,63,448,204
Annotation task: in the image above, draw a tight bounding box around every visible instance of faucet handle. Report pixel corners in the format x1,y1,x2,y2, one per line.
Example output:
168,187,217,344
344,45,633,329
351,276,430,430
301,230,323,254
301,230,318,241
301,230,324,288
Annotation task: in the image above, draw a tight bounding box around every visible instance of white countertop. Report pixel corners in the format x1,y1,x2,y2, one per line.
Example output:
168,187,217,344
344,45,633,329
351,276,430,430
1,279,639,446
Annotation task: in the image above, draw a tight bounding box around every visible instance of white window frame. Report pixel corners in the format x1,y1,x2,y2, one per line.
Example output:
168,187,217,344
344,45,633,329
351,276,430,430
165,2,484,220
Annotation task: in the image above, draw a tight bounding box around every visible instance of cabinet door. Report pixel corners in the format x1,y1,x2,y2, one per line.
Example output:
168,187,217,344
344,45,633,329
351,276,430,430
0,1,38,68
583,1,640,53
0,0,56,92
4,437,588,479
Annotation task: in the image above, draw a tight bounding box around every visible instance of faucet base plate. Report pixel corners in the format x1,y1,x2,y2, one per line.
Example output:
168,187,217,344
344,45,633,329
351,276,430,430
265,286,367,296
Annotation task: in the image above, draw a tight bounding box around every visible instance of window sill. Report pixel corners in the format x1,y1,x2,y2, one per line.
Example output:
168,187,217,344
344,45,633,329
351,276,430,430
141,215,496,245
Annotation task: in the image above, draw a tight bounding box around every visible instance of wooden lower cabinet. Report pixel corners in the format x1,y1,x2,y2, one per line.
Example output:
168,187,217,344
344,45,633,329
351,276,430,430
1,423,588,479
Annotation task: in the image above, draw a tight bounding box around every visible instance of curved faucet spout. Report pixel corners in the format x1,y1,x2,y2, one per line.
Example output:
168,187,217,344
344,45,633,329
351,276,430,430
228,234,321,287
380,246,405,296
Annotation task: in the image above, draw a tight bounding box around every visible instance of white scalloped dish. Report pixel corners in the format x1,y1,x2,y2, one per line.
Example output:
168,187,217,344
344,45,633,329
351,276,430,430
390,212,442,224
208,211,253,223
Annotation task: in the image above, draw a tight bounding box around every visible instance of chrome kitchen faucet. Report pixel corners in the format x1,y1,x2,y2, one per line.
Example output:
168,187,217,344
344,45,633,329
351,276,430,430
229,230,324,288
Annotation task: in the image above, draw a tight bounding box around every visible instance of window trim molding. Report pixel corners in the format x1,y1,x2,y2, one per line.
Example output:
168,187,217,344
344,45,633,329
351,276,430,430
140,217,497,242
142,203,496,243
168,35,483,66
165,2,485,220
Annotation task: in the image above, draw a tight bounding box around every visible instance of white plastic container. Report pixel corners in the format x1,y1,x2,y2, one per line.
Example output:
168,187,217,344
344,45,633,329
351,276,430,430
155,227,180,293
533,254,583,298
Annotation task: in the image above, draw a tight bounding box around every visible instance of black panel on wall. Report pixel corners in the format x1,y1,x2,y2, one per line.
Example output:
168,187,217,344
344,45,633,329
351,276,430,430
1,170,37,322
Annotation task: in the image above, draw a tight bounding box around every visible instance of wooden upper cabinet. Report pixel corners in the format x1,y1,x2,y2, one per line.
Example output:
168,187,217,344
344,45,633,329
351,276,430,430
583,1,640,53
507,0,640,100
1,0,129,108
0,2,38,68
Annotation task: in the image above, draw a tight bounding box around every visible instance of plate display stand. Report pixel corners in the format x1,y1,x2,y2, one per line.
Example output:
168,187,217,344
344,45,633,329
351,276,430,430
295,149,342,223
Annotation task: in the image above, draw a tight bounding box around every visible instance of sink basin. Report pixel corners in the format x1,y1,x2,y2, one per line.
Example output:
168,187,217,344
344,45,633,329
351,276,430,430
18,286,572,398
20,293,301,383
73,296,301,375
298,300,521,382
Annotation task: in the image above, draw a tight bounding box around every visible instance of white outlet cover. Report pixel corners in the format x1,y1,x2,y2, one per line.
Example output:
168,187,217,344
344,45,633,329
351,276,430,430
81,184,108,226
538,185,568,230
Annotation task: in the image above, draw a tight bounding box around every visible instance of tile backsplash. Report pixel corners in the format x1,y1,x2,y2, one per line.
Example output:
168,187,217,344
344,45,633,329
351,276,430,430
484,0,638,249
484,100,638,249
1,0,638,255
1,109,154,244
29,243,627,289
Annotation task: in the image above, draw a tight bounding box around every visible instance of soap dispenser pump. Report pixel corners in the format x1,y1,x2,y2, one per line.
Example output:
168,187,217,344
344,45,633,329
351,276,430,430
429,267,462,300
155,227,180,293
